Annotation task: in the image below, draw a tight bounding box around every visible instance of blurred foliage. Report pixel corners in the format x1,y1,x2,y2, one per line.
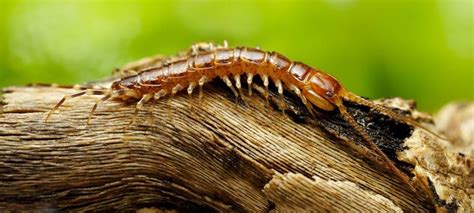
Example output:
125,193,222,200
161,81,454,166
0,0,472,112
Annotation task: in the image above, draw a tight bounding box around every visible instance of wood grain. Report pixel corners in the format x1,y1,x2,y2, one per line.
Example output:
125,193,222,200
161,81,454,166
0,83,470,212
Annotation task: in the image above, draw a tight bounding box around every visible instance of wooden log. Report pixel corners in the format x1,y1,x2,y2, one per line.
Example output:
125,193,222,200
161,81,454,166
0,82,471,212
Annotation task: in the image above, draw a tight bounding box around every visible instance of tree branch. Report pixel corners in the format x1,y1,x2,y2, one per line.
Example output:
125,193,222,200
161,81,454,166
0,82,471,212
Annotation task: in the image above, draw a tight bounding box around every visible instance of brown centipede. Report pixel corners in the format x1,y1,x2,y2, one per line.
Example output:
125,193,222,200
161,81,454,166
44,41,445,201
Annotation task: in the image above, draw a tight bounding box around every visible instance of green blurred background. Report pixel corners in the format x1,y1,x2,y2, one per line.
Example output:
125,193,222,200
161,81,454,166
0,0,472,112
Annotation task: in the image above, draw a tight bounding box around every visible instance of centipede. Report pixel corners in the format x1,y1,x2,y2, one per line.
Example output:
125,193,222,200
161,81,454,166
44,41,444,202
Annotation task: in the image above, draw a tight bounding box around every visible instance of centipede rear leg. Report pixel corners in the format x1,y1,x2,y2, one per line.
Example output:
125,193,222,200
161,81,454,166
87,89,128,124
45,89,110,122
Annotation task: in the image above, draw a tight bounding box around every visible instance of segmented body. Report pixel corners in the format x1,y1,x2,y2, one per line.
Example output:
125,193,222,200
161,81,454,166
45,42,444,201
112,46,335,106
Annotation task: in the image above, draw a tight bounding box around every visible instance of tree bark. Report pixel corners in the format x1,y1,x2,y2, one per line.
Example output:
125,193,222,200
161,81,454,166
0,82,471,212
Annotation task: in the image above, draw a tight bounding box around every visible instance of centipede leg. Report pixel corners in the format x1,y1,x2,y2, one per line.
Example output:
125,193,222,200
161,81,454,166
274,79,286,113
251,83,289,115
87,90,120,124
187,82,197,113
247,73,254,96
234,74,248,105
198,76,208,100
222,75,239,99
146,89,167,126
190,42,218,56
187,82,196,98
169,83,184,106
261,74,270,105
147,100,155,126
191,44,199,55
45,89,108,122
290,85,314,116
128,93,154,128
165,84,184,121
30,83,99,90
300,95,315,117
171,84,184,98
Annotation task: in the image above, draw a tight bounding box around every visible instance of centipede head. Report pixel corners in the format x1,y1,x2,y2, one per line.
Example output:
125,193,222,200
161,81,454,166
303,71,343,111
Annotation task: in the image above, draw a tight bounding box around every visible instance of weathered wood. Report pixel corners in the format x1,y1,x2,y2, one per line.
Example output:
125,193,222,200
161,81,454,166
0,83,471,212
435,102,474,156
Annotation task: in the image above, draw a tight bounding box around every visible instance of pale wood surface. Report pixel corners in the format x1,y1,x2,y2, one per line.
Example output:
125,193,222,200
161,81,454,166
0,83,470,212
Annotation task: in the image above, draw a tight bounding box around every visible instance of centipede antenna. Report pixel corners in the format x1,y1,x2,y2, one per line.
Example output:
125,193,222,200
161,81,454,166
343,91,447,140
336,101,417,193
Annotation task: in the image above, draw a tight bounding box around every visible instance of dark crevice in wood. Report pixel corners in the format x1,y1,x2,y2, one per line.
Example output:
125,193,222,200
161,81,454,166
2,109,46,113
